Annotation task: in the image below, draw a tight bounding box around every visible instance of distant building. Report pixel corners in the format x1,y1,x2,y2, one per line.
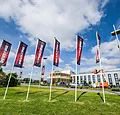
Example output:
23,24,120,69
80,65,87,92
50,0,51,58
71,69,120,87
48,70,75,84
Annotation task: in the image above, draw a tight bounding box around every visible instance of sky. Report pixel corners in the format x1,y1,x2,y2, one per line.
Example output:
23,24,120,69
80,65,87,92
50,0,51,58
0,0,120,80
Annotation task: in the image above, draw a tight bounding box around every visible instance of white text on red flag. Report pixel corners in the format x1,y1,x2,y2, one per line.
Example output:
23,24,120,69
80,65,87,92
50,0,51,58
53,38,60,67
77,36,83,65
0,40,11,66
34,39,46,67
14,41,28,68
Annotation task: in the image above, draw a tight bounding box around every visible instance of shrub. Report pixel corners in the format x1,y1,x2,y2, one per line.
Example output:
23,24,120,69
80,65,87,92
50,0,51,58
83,86,89,89
111,88,120,91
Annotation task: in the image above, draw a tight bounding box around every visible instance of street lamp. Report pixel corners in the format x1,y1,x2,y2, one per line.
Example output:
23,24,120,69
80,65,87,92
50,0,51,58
111,25,120,49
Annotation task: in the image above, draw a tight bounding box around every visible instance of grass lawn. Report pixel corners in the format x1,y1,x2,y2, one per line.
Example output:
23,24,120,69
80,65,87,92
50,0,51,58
0,86,120,115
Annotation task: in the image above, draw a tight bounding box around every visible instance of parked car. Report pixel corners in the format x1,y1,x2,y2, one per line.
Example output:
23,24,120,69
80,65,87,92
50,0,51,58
58,82,69,87
69,83,79,88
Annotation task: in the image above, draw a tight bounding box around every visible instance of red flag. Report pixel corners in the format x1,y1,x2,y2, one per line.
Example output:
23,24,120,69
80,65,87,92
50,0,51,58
96,49,99,63
96,32,101,63
77,35,83,65
34,39,46,67
41,65,45,75
0,40,11,66
14,41,28,68
96,32,100,48
53,38,60,67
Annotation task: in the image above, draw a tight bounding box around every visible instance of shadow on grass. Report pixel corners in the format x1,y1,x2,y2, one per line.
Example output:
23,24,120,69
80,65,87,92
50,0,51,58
77,92,87,101
15,91,27,94
29,91,43,94
52,91,69,100
36,90,58,97
97,93,104,102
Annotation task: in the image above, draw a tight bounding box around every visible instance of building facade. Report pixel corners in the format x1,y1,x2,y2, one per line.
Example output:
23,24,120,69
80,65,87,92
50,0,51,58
71,70,120,87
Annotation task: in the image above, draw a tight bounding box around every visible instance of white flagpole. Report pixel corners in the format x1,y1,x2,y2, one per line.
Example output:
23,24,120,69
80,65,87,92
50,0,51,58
49,38,55,101
3,41,20,100
26,38,38,100
75,35,77,102
96,32,106,103
39,74,41,87
113,25,120,51
26,65,34,100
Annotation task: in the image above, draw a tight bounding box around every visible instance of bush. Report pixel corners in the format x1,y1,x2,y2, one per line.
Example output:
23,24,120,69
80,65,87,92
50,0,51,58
83,86,89,89
111,88,120,91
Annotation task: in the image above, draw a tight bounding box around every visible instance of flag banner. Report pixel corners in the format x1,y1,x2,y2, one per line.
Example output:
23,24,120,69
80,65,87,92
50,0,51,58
14,41,28,68
77,36,83,65
20,71,22,78
34,39,46,67
41,65,45,75
53,38,60,67
96,32,101,48
96,32,101,63
0,40,12,66
96,49,100,63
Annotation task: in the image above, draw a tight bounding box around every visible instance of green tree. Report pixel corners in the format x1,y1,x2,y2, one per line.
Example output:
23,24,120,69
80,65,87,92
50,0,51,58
4,73,18,87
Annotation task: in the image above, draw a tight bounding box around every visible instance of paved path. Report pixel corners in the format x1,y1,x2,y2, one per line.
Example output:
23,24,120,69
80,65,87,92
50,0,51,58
21,83,120,95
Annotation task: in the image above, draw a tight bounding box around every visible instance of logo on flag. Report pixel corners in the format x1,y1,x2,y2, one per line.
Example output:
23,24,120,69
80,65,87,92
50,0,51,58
34,39,46,67
0,40,11,66
53,38,60,67
14,41,28,68
77,36,83,65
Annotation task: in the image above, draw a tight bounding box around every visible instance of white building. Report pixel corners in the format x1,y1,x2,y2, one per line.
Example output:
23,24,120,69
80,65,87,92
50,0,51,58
71,69,120,87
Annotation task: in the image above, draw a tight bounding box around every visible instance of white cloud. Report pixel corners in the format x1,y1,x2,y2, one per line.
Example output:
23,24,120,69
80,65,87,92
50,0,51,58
0,0,109,50
46,54,64,63
23,54,34,68
91,39,120,57
71,39,120,73
80,65,117,73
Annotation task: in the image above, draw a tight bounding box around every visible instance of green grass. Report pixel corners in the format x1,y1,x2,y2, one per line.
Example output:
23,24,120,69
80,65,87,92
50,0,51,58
0,86,120,115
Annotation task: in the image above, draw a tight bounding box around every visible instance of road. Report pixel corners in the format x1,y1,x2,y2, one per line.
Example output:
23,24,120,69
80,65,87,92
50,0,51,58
21,83,120,95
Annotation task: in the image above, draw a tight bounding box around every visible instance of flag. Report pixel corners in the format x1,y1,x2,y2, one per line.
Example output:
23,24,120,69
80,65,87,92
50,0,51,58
96,32,101,63
96,32,100,48
53,38,60,67
41,65,45,75
77,35,83,65
14,41,28,68
0,40,12,66
96,49,99,63
20,71,22,78
34,39,46,67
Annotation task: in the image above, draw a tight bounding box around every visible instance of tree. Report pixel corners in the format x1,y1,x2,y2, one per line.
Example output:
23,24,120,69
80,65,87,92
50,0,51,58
4,73,18,87
0,67,6,86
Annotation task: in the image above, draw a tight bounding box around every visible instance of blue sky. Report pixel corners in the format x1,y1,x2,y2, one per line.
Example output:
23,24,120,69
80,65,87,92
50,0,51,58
0,0,120,79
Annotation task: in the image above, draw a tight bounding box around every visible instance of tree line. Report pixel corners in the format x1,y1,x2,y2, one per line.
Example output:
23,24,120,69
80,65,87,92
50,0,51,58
0,68,18,87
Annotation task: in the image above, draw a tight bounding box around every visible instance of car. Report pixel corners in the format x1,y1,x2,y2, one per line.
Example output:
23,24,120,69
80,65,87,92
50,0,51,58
58,82,69,87
70,83,79,88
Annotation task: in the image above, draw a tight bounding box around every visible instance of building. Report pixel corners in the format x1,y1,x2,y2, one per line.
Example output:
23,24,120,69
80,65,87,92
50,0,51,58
71,69,120,87
49,70,75,84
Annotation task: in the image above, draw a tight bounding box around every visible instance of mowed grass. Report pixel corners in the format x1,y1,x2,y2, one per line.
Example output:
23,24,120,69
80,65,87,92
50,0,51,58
0,86,120,115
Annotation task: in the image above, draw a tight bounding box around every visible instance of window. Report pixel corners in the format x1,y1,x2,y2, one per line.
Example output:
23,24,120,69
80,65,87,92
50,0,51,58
114,73,119,86
97,75,101,82
92,75,95,83
108,74,112,85
80,76,83,83
88,75,91,81
84,76,86,81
